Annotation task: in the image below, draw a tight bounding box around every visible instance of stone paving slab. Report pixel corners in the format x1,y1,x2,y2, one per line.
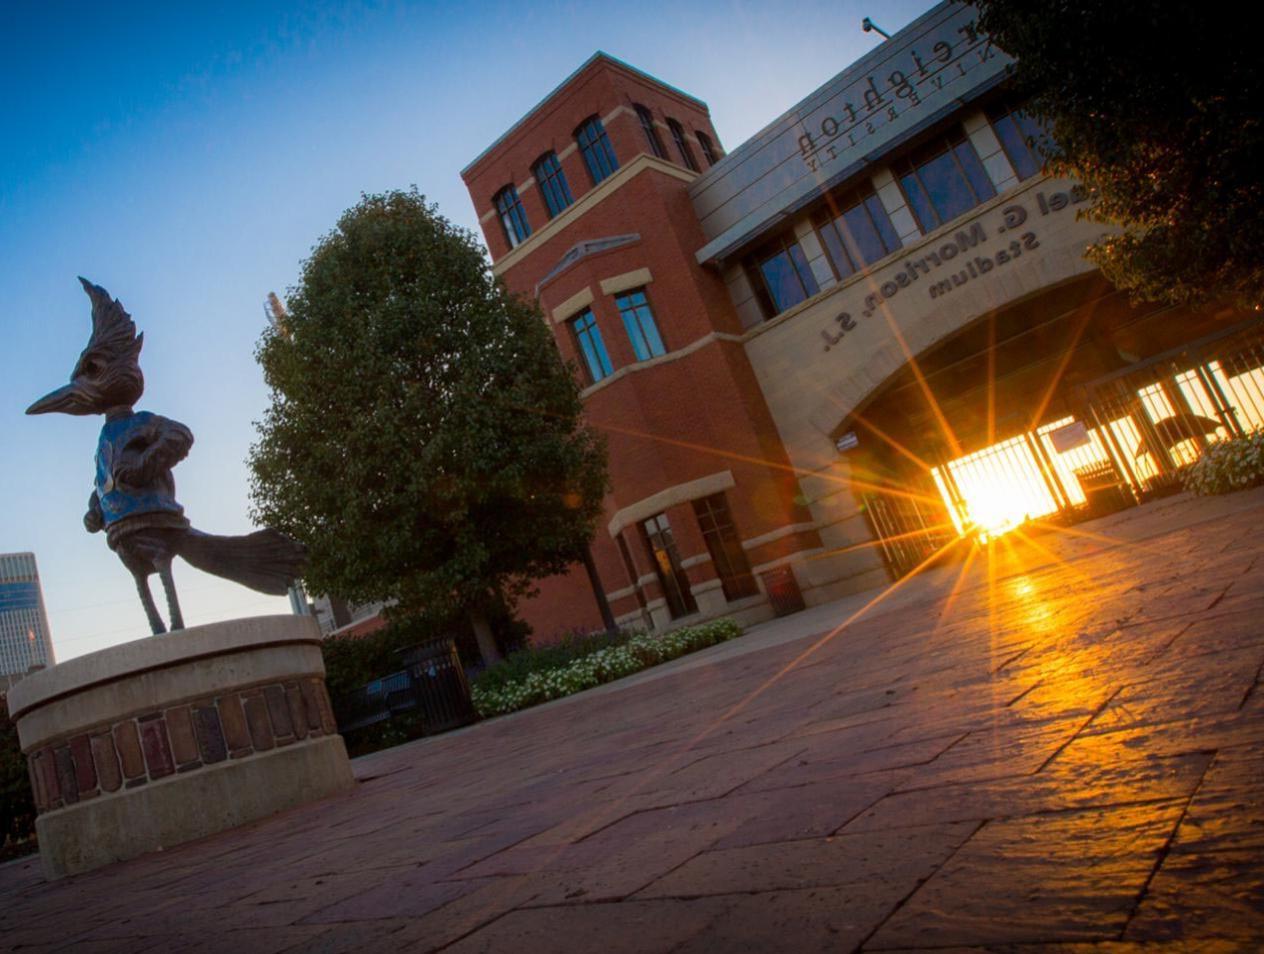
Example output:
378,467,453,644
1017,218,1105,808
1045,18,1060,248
3,488,1264,951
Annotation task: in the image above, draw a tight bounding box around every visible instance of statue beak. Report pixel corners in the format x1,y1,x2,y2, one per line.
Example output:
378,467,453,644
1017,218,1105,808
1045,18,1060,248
26,381,91,415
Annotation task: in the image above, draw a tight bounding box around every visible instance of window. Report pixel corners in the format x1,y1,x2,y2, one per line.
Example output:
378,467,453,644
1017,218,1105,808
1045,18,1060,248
815,186,901,281
635,104,667,159
532,152,573,218
569,308,613,384
986,101,1048,182
614,287,666,361
893,128,997,233
696,130,721,166
692,494,758,601
493,185,531,248
666,118,699,172
641,513,697,619
748,233,820,317
575,115,619,185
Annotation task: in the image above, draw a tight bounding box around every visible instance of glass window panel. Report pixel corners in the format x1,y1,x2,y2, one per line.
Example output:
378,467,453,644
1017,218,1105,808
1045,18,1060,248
696,131,719,166
864,193,901,253
954,139,997,204
819,223,857,280
532,152,573,218
918,150,976,224
576,116,619,185
616,288,666,361
493,185,531,247
667,118,699,172
839,203,888,266
899,169,938,231
571,309,613,383
788,244,819,296
635,104,666,159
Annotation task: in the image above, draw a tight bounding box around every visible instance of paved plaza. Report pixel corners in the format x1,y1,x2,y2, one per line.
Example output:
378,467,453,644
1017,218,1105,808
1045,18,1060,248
3,489,1263,952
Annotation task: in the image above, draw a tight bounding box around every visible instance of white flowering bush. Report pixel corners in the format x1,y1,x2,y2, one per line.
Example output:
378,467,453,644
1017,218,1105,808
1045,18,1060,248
1184,431,1264,495
471,618,742,717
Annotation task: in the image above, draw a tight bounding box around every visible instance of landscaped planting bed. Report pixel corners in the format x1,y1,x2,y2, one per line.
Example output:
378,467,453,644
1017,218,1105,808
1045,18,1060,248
471,619,742,717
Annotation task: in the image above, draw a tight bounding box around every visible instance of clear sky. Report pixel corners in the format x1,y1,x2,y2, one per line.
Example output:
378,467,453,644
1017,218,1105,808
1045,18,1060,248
0,0,933,662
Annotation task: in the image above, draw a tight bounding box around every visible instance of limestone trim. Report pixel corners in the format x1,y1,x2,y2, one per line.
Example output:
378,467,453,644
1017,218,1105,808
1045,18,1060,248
679,552,712,570
751,548,824,575
580,330,744,397
741,521,819,551
690,578,724,595
604,585,637,602
7,616,323,724
492,154,698,276
608,470,735,537
551,287,595,324
599,267,654,295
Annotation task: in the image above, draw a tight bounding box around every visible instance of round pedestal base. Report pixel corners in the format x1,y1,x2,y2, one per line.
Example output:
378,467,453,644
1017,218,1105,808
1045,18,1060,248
6,615,354,880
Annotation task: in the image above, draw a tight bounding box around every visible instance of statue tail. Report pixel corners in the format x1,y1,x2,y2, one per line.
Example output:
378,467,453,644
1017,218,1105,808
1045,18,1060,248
176,528,307,595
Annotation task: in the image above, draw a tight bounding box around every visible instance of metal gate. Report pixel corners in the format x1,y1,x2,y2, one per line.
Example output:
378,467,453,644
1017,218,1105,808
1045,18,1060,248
1081,318,1264,498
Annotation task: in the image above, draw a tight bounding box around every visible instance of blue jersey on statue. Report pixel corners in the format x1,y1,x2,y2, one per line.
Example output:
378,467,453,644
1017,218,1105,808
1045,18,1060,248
94,411,192,528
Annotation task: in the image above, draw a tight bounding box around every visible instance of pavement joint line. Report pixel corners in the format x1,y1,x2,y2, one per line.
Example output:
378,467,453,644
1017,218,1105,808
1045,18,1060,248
1005,679,1042,707
1237,656,1264,711
1118,750,1218,941
828,789,898,838
853,818,990,953
1034,685,1126,775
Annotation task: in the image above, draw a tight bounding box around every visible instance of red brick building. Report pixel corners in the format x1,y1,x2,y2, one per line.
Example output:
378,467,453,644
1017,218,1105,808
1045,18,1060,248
464,8,1264,644
462,54,821,639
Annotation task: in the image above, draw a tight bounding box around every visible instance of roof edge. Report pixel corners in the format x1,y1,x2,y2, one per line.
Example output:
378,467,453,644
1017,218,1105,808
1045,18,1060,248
461,51,709,178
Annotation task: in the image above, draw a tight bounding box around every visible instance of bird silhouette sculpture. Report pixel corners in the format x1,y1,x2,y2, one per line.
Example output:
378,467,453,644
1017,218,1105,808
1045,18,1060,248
28,279,306,635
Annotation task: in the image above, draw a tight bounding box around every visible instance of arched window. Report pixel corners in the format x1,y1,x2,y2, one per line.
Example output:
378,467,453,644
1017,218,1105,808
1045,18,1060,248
493,184,531,248
666,118,699,172
575,116,619,185
634,104,667,159
532,152,573,218
696,130,721,166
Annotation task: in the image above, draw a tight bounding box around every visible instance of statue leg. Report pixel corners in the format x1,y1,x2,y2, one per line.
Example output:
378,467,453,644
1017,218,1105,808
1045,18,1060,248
157,560,185,631
135,573,167,635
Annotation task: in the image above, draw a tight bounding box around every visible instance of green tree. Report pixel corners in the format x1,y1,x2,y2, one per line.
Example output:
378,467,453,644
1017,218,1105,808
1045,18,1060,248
971,0,1263,308
0,696,35,852
250,190,608,663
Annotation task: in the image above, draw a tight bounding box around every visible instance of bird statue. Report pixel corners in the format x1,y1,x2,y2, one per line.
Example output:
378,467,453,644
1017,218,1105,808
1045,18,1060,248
27,278,306,635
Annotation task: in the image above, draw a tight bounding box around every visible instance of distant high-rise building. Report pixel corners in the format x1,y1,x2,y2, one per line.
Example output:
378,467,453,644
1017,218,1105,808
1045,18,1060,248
0,552,55,680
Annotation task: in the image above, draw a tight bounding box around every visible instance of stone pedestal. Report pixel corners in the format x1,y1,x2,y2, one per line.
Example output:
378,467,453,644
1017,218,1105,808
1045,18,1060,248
6,615,354,880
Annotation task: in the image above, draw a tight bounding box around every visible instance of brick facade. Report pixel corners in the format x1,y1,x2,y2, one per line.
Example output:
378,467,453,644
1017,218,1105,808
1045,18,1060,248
463,55,820,640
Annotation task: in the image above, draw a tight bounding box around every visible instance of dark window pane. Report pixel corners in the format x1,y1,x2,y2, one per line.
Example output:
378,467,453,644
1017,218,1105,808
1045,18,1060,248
898,168,939,231
918,150,976,224
635,104,666,159
819,223,857,280
864,194,901,253
954,140,996,204
753,235,819,315
667,118,699,172
696,130,720,166
615,288,666,361
532,152,573,218
987,103,1050,182
570,309,613,383
641,513,697,619
896,128,998,233
692,494,758,601
493,185,531,247
575,116,619,185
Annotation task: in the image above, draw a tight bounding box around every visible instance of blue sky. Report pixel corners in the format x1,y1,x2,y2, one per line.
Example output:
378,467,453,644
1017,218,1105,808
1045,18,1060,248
0,0,932,661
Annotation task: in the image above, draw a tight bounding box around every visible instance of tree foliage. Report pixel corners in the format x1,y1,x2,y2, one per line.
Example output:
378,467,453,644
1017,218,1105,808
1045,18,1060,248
972,0,1264,308
250,190,608,658
0,696,36,854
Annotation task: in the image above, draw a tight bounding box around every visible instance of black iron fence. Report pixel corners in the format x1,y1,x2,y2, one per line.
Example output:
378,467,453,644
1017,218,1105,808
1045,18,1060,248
333,638,477,738
863,319,1264,578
